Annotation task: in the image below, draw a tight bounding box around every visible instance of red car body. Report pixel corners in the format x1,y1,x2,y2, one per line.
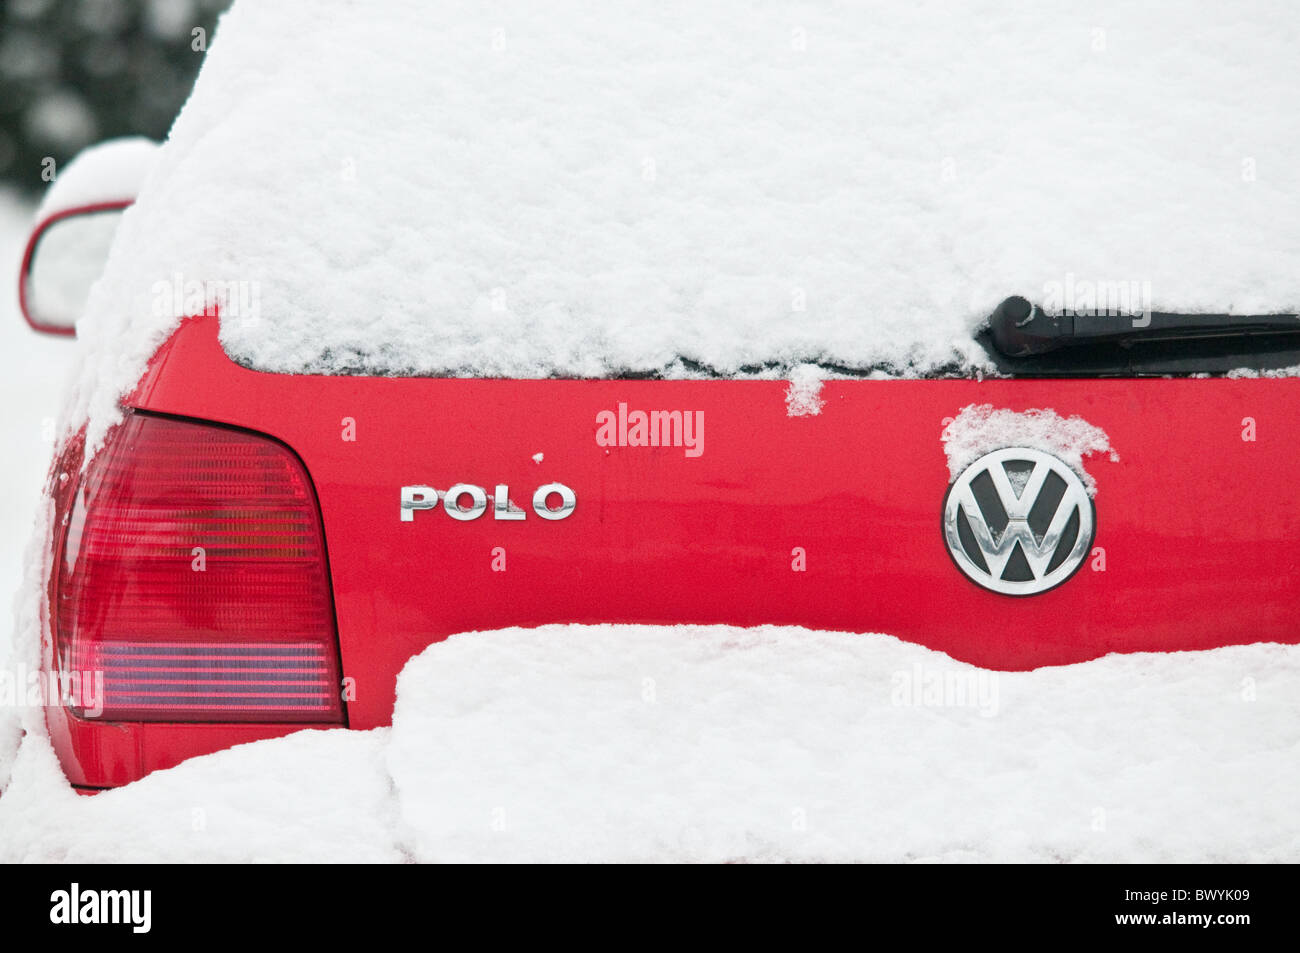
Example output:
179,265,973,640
42,310,1300,789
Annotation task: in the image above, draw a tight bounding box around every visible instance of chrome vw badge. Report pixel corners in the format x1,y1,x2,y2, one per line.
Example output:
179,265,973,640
942,447,1095,596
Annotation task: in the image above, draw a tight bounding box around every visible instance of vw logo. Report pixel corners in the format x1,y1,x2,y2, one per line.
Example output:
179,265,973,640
942,447,1095,596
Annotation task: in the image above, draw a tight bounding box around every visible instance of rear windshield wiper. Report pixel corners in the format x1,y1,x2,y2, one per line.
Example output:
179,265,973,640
989,296,1300,357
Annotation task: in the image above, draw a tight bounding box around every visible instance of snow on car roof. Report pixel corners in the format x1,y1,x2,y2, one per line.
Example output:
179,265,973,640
72,0,1300,436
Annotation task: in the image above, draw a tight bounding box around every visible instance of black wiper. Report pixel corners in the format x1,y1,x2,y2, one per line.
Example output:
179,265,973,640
989,295,1300,358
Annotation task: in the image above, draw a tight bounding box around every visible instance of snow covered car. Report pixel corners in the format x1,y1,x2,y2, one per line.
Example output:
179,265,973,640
14,2,1300,791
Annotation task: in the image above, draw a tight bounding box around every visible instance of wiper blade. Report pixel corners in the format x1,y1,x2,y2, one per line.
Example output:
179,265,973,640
989,296,1300,358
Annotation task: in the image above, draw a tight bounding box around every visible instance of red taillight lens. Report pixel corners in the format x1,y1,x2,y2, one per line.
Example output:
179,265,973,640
56,413,343,723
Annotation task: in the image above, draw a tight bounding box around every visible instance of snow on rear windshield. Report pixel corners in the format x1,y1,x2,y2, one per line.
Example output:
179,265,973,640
81,0,1300,393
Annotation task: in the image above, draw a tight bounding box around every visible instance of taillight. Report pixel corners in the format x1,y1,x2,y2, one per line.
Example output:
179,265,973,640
55,413,344,723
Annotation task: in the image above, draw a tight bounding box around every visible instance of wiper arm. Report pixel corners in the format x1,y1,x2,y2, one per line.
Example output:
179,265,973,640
989,296,1300,357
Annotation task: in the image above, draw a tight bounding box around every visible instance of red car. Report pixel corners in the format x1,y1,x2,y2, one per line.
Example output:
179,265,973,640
14,4,1300,791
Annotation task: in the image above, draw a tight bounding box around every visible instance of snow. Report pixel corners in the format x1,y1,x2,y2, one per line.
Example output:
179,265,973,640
26,210,123,329
942,403,1118,493
0,731,400,863
35,137,158,220
785,364,826,416
2,624,1297,862
0,188,79,792
60,0,1300,454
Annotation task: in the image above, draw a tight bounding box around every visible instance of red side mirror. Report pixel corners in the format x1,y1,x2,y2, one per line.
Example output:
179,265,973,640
19,200,132,337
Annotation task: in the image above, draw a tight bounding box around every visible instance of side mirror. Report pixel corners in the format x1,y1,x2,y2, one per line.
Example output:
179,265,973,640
20,202,130,335
17,137,159,337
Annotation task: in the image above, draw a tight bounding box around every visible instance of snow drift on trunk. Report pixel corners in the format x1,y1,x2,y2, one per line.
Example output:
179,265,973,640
942,403,1118,493
3,626,1297,863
